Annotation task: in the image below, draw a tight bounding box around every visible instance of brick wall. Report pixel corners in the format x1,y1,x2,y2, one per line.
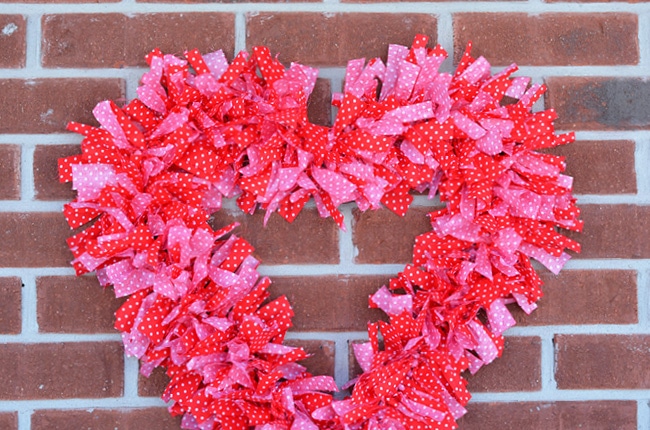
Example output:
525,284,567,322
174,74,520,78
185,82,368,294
0,1,646,429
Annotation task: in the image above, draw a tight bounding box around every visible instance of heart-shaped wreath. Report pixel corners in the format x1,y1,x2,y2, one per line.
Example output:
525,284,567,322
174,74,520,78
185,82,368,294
59,34,582,429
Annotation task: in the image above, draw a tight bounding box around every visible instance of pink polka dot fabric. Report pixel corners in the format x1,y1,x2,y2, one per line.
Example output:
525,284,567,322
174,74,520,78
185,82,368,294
59,35,581,429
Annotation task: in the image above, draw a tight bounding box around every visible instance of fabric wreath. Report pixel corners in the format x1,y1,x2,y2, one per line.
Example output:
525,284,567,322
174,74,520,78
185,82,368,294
59,34,581,429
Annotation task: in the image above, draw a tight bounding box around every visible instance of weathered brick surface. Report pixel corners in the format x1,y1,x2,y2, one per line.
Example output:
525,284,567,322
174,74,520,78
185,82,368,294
270,276,388,331
0,343,123,399
32,409,181,430
0,277,21,334
550,140,636,195
0,15,26,68
37,276,122,333
547,0,644,3
466,337,541,393
0,0,117,3
247,13,437,66
0,213,73,267
556,335,650,389
0,79,124,134
138,366,169,397
211,208,339,265
0,413,17,430
457,401,637,430
0,144,20,200
567,204,650,259
353,206,439,264
308,78,332,127
33,144,79,201
454,13,638,66
513,270,637,325
546,77,650,130
42,14,235,68
284,339,336,377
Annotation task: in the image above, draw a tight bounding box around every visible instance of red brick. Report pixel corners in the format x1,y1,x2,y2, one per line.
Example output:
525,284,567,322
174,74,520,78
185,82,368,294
138,365,169,397
345,0,515,2
33,144,79,201
0,277,21,334
42,14,234,68
0,79,124,134
0,144,20,200
454,13,638,66
0,213,74,267
546,77,650,130
0,342,123,399
32,408,181,430
0,413,17,430
308,78,332,127
353,206,439,264
512,270,637,326
547,0,645,3
466,337,541,393
567,204,650,259
37,276,123,334
556,334,650,389
0,0,116,3
457,401,637,430
270,275,388,331
285,339,336,377
139,0,313,4
0,16,26,68
246,13,437,66
549,140,636,195
211,208,339,265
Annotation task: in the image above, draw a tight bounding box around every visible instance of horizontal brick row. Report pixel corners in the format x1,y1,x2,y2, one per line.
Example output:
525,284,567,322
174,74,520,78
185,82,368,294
2,204,647,268
1,77,648,133
0,342,123,399
31,13,639,68
19,138,643,202
0,208,341,267
26,402,635,430
16,401,643,428
32,269,638,340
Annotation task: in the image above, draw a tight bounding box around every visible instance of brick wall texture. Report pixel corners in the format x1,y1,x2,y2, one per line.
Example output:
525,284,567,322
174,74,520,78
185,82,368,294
0,1,647,429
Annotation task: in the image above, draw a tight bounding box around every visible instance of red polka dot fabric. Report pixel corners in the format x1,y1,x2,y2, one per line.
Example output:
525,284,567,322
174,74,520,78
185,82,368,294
59,35,581,429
